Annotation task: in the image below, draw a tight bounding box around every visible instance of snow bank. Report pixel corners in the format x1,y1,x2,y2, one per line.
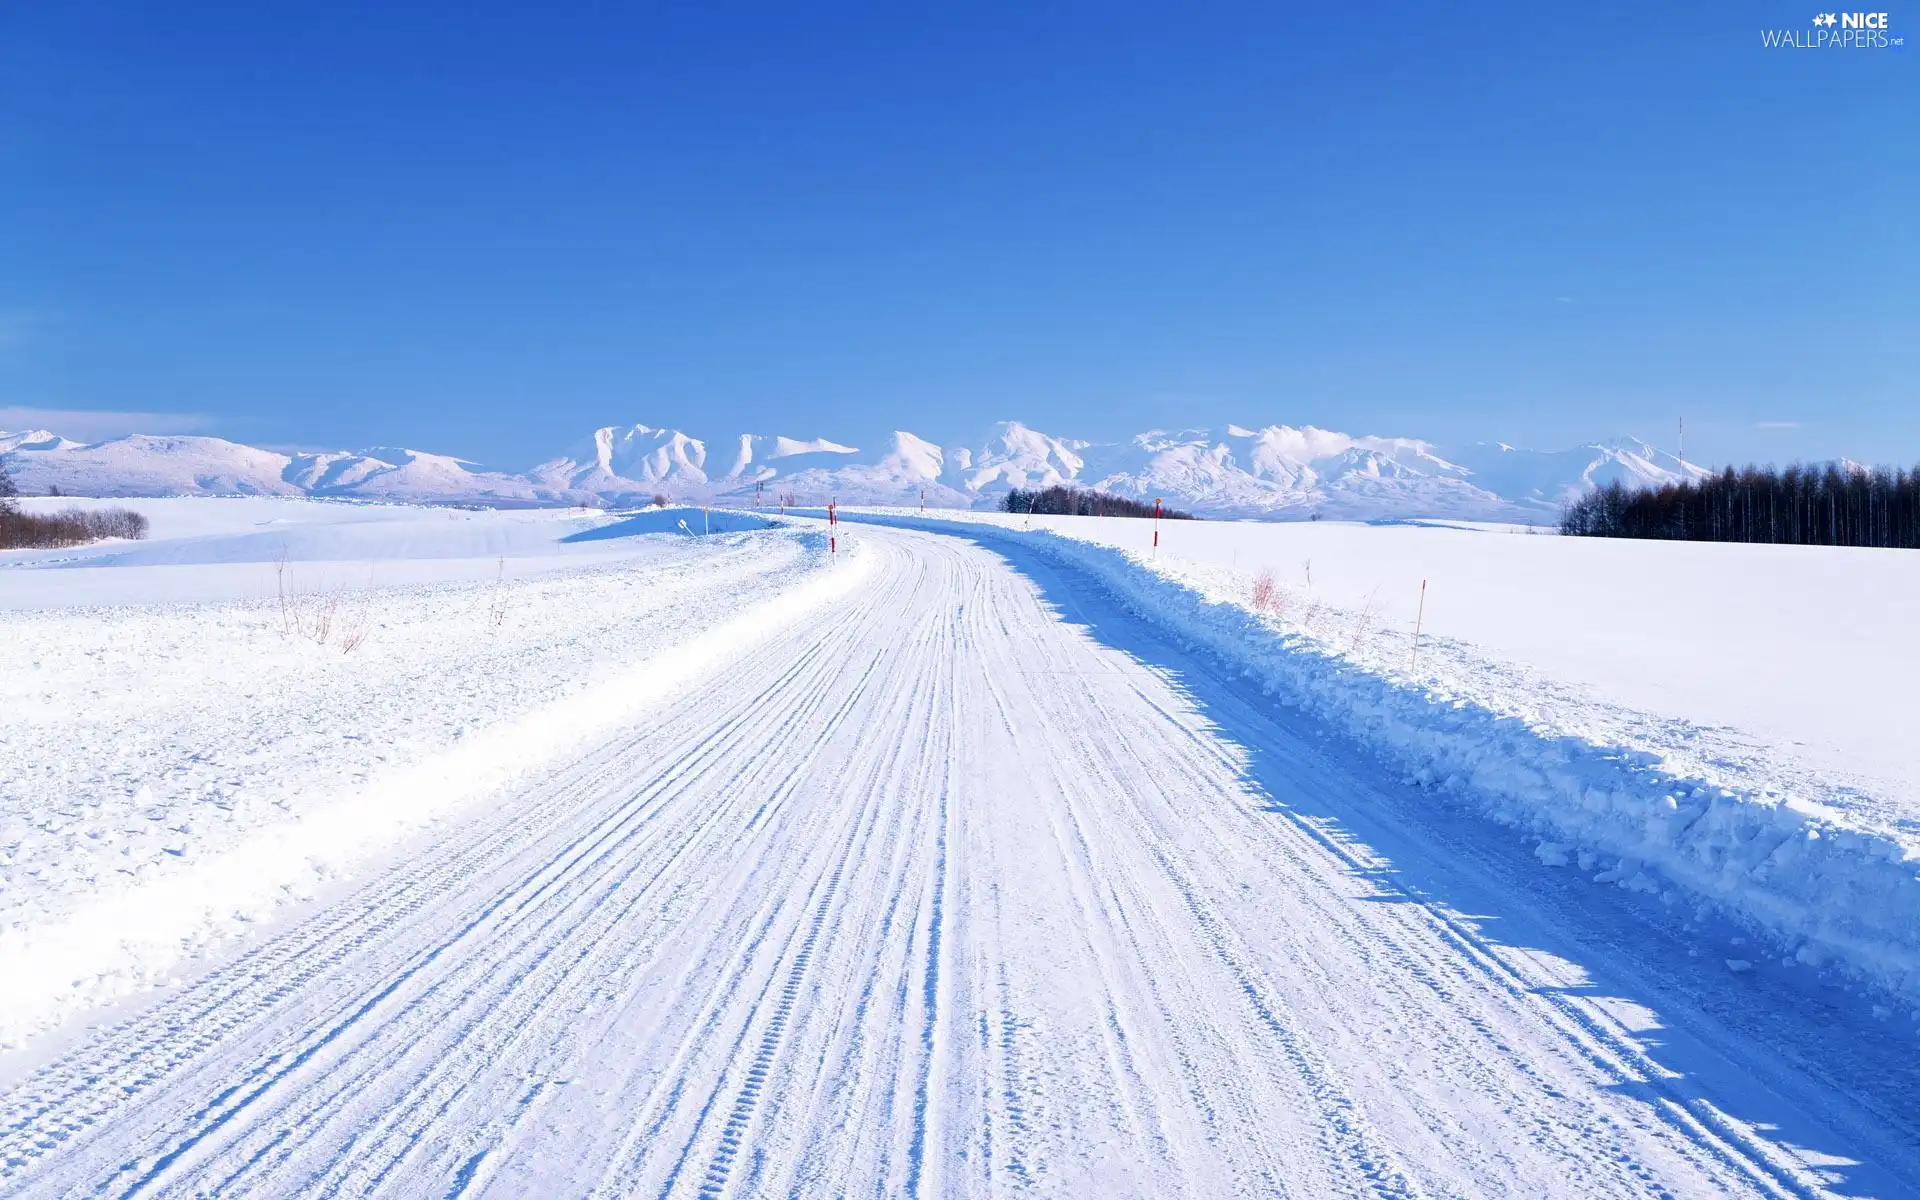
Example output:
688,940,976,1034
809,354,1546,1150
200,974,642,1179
0,518,865,1047
850,512,1920,1005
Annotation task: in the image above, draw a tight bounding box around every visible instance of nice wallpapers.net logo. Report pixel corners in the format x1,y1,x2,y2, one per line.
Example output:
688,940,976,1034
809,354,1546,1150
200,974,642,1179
1762,11,1905,47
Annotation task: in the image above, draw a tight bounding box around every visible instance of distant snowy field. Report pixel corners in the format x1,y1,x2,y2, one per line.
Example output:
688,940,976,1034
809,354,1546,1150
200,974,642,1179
841,507,1920,1000
0,495,773,608
0,498,860,1050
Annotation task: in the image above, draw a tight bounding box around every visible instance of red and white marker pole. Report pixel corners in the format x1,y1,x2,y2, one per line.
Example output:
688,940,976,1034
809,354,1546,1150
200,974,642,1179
829,499,837,556
1153,498,1162,553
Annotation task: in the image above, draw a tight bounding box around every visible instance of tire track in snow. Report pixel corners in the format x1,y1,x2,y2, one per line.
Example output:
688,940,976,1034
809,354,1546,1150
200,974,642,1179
3,551,884,1195
693,859,846,1198
603,542,953,1198
1054,575,1830,1199
997,532,1840,1197
1,604,861,1177
2,523,1905,1198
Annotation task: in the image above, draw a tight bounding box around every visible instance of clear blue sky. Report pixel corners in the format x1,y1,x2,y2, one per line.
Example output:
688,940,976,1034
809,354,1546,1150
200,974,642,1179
1,1,1912,469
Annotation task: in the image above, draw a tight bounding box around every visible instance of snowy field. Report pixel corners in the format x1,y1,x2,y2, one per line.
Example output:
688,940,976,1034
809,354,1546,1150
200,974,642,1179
0,495,777,608
4,500,1919,1196
0,499,859,1049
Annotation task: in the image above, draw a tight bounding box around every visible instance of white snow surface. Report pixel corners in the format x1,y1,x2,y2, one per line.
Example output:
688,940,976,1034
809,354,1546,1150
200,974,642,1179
0,496,781,608
3,515,1917,1196
846,508,1920,1001
3,420,1705,520
0,500,854,1046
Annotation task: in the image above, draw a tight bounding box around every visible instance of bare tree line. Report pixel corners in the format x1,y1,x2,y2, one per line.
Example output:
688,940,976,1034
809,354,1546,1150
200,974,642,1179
1561,462,1920,549
0,463,152,549
1002,486,1197,520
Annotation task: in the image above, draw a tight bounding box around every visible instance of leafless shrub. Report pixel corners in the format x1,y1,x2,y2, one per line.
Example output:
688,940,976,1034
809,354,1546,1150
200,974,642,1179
652,493,668,508
312,595,339,645
274,554,375,653
485,556,509,633
1348,587,1384,653
336,601,371,654
1250,569,1278,613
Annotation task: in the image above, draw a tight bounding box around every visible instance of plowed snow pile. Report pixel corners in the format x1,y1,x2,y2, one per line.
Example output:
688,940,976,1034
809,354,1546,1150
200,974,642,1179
0,499,858,1046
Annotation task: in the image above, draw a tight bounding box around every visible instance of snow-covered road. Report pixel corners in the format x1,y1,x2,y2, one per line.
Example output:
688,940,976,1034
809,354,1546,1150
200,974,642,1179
3,523,1915,1197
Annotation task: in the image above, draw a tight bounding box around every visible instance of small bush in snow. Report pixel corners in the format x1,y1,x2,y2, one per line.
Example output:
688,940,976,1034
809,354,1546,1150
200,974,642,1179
1250,570,1279,614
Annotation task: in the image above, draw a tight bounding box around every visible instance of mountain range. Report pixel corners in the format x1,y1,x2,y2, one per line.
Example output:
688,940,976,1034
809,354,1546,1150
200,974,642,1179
0,422,1706,521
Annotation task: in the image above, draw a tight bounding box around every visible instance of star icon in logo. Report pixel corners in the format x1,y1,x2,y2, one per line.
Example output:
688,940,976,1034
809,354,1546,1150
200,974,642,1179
1813,11,1838,25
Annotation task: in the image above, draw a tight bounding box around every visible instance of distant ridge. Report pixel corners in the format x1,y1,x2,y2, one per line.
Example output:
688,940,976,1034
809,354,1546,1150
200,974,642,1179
0,419,1707,520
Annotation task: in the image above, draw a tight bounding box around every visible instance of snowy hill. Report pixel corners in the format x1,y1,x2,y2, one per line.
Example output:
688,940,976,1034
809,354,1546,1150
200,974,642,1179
0,434,542,505
4,435,305,498
1,421,1706,519
1444,438,1712,511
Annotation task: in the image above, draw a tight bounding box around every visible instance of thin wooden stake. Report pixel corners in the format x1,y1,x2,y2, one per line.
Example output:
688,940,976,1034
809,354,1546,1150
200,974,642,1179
1410,578,1427,673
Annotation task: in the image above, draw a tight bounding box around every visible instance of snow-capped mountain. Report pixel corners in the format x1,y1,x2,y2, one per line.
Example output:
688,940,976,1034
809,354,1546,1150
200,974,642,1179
732,423,1710,519
522,425,867,503
0,420,1708,520
527,425,714,500
755,431,975,508
1045,426,1501,520
0,429,83,456
949,424,1090,494
1443,438,1711,511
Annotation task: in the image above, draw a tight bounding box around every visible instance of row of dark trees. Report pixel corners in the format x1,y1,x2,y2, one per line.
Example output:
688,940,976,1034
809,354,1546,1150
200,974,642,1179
1002,486,1196,520
0,462,151,548
1561,462,1920,548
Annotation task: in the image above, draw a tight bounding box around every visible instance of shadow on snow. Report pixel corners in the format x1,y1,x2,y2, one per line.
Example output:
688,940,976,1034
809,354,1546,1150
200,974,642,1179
560,508,776,542
871,514,1920,1199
